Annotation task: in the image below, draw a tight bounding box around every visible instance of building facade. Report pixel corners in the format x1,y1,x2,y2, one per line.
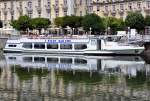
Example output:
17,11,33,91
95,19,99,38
0,0,76,28
0,0,150,28
92,0,150,19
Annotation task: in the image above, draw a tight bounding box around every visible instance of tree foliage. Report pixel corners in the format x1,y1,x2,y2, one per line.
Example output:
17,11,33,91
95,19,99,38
145,15,150,26
54,17,64,27
31,18,51,34
82,13,105,33
125,12,145,32
10,16,51,34
10,15,31,31
54,16,82,28
105,17,125,34
10,20,19,30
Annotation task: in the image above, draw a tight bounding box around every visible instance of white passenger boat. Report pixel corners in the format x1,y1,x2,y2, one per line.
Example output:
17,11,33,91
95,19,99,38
3,35,144,55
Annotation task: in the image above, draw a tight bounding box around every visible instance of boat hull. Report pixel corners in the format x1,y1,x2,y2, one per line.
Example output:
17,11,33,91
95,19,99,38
3,48,144,55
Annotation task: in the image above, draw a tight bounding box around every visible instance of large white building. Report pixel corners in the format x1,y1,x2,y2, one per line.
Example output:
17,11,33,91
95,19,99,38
0,0,150,28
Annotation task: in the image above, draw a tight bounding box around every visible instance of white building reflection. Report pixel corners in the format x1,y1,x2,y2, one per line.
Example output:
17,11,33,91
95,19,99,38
0,53,149,100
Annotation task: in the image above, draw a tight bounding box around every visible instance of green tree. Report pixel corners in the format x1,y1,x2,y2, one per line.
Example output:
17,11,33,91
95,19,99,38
10,20,19,30
105,17,125,34
31,18,51,34
125,12,145,32
10,15,31,32
62,15,82,28
54,17,64,27
145,15,150,26
82,13,105,34
17,15,31,31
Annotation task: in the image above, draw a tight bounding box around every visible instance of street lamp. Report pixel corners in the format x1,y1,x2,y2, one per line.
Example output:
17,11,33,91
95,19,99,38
128,27,130,38
107,27,110,35
90,27,92,35
73,28,75,35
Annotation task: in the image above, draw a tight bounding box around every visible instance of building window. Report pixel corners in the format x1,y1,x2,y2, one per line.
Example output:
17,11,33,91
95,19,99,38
120,4,124,10
137,2,141,9
147,1,150,8
55,0,59,6
112,5,115,11
128,3,132,10
105,5,108,11
97,5,100,11
64,11,67,16
19,2,22,7
4,2,7,8
80,11,82,16
28,1,32,8
38,0,41,6
19,2,23,16
80,0,82,5
64,0,67,5
47,0,50,6
56,10,59,17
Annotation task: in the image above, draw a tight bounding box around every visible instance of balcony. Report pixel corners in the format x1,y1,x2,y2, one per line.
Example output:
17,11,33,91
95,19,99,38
144,7,150,13
17,7,23,13
135,7,142,12
2,8,8,15
35,6,42,13
61,4,68,11
74,3,79,9
103,10,109,16
45,5,51,13
118,9,124,15
53,4,59,11
25,7,33,13
8,8,14,15
110,10,116,16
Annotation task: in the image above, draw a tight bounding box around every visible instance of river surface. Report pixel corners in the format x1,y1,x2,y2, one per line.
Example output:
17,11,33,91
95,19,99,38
0,53,150,101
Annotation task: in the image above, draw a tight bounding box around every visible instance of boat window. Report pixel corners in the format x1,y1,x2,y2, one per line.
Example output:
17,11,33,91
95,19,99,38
34,57,45,62
91,40,96,45
47,44,58,49
60,58,72,63
8,57,16,60
23,57,32,62
106,36,122,42
8,45,17,47
34,43,45,49
60,44,72,49
106,37,114,41
47,58,59,63
74,44,87,50
23,43,32,49
74,59,87,64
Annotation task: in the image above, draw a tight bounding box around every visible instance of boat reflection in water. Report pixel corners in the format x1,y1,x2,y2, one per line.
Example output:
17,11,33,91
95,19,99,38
0,53,150,101
4,53,145,76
